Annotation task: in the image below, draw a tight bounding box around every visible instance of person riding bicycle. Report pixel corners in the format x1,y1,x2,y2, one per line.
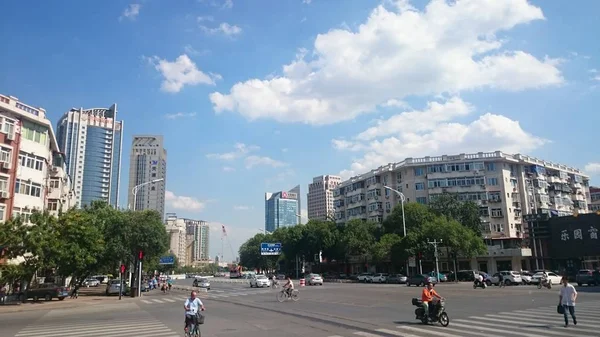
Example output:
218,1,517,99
497,272,504,287
183,291,205,334
421,282,443,322
283,276,294,296
167,278,173,291
474,272,484,287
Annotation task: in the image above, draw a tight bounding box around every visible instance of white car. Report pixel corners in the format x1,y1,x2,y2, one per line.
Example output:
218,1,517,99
250,275,271,288
105,280,127,296
531,272,562,285
357,273,373,282
84,278,100,287
193,278,211,290
490,271,522,286
305,274,323,286
370,273,388,283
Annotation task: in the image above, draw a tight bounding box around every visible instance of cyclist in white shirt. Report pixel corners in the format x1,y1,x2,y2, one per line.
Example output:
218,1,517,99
183,291,205,333
558,276,577,327
283,276,294,296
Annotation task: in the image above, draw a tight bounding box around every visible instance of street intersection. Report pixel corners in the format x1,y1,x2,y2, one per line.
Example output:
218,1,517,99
2,280,600,337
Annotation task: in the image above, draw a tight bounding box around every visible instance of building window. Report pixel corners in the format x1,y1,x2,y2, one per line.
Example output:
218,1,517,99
1,117,15,137
47,199,59,211
416,197,427,204
49,179,60,189
487,177,498,186
491,208,503,217
479,207,489,217
21,121,48,145
15,179,42,197
12,207,32,223
415,182,425,190
0,147,11,163
19,151,44,171
0,203,5,221
414,168,424,176
485,163,496,171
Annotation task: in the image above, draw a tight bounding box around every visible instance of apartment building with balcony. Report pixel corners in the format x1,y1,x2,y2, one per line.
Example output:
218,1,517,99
589,187,600,212
165,213,188,266
56,105,123,208
333,151,590,273
0,94,75,225
307,175,341,221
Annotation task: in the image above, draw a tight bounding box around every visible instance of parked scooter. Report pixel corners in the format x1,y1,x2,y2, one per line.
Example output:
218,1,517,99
412,297,450,326
473,280,487,289
538,279,552,289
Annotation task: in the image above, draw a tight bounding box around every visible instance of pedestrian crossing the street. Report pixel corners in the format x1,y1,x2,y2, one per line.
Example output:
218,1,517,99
323,301,600,337
14,318,180,337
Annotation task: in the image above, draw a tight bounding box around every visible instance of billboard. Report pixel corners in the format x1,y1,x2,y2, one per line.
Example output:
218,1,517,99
549,213,600,258
261,242,282,256
159,256,175,265
281,191,297,199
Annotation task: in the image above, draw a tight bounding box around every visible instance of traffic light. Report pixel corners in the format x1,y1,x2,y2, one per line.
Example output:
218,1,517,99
120,264,126,274
418,252,422,259
139,251,144,260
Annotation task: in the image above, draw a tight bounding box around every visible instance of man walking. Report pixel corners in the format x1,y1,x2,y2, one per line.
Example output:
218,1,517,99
558,276,577,327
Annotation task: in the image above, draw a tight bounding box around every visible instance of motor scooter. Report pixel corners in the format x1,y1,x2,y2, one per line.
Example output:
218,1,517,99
411,298,450,327
473,280,487,289
538,279,552,289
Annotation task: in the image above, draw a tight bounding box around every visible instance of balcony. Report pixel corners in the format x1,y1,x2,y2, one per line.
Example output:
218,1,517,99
484,246,532,257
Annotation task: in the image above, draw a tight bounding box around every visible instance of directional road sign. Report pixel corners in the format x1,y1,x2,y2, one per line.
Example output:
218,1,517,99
260,242,282,256
159,256,175,265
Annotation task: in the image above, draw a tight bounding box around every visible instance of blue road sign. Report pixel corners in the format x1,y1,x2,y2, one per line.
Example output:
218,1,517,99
260,242,282,256
159,256,175,265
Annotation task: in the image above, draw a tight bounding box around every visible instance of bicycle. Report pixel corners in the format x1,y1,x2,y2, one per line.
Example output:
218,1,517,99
184,313,204,337
276,288,299,302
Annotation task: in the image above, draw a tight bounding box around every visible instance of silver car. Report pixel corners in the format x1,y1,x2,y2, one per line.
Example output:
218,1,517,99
193,278,211,290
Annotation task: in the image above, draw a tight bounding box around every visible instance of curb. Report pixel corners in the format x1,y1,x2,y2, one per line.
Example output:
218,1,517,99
0,297,137,313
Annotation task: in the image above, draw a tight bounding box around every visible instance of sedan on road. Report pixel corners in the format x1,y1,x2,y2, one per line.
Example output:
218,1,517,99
84,278,100,287
531,271,562,285
193,277,211,290
387,274,407,284
357,273,373,282
250,275,271,288
305,273,323,286
370,273,388,283
406,274,437,286
105,280,128,296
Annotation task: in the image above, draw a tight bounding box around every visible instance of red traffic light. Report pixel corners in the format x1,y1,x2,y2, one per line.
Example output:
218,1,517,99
138,251,144,260
120,264,126,273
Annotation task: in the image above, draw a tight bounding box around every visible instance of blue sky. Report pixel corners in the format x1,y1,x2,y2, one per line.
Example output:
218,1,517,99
1,0,599,260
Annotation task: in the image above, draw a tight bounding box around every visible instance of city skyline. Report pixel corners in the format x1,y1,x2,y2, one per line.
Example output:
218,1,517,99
1,0,599,258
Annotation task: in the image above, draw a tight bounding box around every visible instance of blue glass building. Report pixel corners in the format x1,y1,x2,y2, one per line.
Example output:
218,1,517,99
56,105,123,208
265,189,299,233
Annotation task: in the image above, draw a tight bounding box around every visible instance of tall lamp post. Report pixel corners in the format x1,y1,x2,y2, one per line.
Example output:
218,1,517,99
130,178,164,297
383,186,409,275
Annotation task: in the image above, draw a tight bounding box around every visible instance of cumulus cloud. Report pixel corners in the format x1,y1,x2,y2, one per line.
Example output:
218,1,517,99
209,0,562,125
222,166,236,172
585,163,600,175
146,54,221,93
200,23,242,36
120,4,141,21
335,97,549,179
165,191,206,211
245,155,287,169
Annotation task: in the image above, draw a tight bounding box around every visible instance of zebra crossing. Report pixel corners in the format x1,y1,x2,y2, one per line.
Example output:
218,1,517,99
13,318,179,337
139,287,274,304
325,301,600,337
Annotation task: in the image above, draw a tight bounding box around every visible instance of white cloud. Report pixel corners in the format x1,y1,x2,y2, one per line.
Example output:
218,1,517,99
146,54,221,93
302,0,312,4
335,98,549,179
197,16,214,22
233,205,253,211
165,191,206,211
281,148,288,153
200,23,242,36
184,45,209,57
222,0,233,9
585,163,600,175
381,99,410,109
222,166,236,172
209,0,562,125
120,4,141,21
245,155,287,169
594,75,600,82
207,143,260,160
164,112,197,119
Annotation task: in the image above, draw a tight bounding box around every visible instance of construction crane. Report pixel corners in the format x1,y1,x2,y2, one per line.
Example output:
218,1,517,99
220,224,236,263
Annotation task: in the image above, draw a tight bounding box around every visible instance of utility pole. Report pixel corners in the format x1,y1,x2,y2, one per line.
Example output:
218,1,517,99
427,239,442,280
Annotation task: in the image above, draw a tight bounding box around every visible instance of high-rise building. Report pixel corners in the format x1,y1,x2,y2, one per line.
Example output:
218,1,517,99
307,175,341,221
185,219,210,262
56,105,123,208
0,94,75,264
289,185,301,214
589,187,600,212
165,213,187,266
265,188,299,233
127,135,167,217
333,150,590,273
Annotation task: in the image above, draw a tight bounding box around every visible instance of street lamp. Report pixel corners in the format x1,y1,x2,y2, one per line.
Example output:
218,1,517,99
383,186,409,275
131,178,164,211
258,229,273,235
296,213,302,225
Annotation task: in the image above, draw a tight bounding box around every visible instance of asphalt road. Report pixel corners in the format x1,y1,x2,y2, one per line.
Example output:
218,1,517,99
3,279,600,337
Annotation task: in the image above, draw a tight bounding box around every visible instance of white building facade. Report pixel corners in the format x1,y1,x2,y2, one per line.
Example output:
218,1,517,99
165,213,187,266
185,218,210,263
127,135,167,217
334,151,590,273
307,175,341,221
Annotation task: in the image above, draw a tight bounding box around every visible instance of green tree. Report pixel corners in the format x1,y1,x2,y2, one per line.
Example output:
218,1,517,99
238,233,279,271
428,193,482,236
302,220,338,262
370,233,402,264
342,219,378,256
382,202,435,236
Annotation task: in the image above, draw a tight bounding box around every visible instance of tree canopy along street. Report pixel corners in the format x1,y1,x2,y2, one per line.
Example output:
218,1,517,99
239,193,486,274
0,201,168,291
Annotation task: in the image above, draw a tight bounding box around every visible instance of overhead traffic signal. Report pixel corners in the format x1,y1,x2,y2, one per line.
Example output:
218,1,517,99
120,264,126,274
138,251,144,260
